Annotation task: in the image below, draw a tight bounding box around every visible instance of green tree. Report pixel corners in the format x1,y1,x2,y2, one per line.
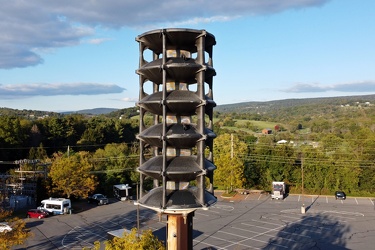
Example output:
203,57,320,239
0,116,29,160
251,136,276,190
320,134,343,151
213,134,247,191
300,147,331,194
46,117,67,149
28,143,48,160
49,151,97,198
92,143,138,194
64,114,86,146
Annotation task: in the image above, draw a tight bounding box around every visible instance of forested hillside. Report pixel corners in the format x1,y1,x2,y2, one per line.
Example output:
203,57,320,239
216,94,375,114
1,94,374,200
214,94,375,196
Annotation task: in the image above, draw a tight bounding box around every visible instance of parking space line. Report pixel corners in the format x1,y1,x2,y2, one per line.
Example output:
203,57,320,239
323,210,364,216
251,219,282,227
145,225,159,231
61,226,108,249
195,212,209,216
326,196,328,203
298,195,300,202
258,194,262,200
198,233,261,250
370,199,374,206
262,214,295,223
219,230,288,249
193,237,237,250
355,198,358,204
75,237,95,247
274,213,304,220
258,215,325,234
267,213,295,220
232,226,297,243
212,204,235,211
244,222,311,238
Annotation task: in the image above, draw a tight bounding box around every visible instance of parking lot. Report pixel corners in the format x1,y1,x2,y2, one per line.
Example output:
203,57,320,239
16,193,375,249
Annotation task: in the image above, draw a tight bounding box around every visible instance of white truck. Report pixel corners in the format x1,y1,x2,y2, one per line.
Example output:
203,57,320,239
38,198,72,215
113,184,132,201
271,181,285,200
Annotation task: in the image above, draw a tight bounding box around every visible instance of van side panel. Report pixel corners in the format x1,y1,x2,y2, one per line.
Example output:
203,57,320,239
39,198,71,215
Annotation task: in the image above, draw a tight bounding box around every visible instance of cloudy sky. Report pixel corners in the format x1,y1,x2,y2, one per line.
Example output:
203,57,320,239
1,0,374,111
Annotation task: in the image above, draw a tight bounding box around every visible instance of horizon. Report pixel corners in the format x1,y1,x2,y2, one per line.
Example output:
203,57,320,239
2,93,374,113
1,0,374,111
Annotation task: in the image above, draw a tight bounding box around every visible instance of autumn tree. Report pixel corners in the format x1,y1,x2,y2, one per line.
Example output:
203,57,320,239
49,151,97,198
0,207,31,249
213,133,248,191
91,228,165,250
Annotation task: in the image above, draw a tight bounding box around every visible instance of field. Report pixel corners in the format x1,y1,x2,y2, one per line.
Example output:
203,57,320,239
222,119,281,134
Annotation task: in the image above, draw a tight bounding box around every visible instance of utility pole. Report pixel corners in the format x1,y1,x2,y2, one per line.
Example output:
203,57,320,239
301,153,305,214
231,134,233,192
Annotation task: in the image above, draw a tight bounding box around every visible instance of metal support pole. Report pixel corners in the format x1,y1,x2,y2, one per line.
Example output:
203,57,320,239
301,155,305,214
167,213,193,250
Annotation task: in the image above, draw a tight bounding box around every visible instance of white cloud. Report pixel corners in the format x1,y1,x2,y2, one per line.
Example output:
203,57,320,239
283,81,375,93
86,38,113,45
0,83,126,99
122,97,138,102
167,15,239,27
0,0,330,69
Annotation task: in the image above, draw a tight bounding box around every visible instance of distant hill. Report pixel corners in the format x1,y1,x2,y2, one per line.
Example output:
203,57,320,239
61,108,119,115
0,107,61,118
215,94,375,113
2,94,375,118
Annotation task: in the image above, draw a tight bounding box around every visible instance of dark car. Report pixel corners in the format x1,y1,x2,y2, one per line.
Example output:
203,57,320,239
335,191,346,200
88,194,109,205
27,209,49,219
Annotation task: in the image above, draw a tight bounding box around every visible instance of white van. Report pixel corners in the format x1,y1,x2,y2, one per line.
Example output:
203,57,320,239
38,198,71,215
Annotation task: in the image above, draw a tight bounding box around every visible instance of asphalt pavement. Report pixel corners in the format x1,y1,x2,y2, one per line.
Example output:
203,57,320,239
13,193,375,249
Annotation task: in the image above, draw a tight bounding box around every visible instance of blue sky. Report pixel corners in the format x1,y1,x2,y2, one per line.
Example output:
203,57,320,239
0,0,374,112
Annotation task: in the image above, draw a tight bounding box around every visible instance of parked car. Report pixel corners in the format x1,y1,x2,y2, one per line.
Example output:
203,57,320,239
27,209,49,219
88,194,109,205
335,191,346,200
0,223,12,233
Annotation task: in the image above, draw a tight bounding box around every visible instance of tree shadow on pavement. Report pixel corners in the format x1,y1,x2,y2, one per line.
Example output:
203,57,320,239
264,212,350,249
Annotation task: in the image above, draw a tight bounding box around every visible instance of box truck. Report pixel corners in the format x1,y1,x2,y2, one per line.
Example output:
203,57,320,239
271,181,285,200
113,184,132,201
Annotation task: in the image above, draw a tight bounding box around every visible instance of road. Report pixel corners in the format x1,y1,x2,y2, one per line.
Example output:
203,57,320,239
14,193,375,249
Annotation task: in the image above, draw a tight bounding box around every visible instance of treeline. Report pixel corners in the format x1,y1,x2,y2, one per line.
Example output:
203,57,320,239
0,114,138,162
2,99,375,198
213,100,375,196
0,112,141,201
212,132,375,196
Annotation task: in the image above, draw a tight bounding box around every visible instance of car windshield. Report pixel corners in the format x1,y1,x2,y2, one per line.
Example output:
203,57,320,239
97,194,104,198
